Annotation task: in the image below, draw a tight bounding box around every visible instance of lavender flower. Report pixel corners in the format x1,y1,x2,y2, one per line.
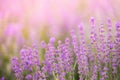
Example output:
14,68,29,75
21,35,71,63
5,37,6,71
11,57,23,80
25,74,32,80
20,47,40,71
112,22,120,74
11,46,45,80
10,18,120,80
78,23,89,78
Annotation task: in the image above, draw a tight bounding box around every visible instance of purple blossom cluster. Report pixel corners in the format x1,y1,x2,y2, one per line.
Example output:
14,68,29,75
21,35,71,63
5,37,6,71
11,46,45,80
11,18,120,80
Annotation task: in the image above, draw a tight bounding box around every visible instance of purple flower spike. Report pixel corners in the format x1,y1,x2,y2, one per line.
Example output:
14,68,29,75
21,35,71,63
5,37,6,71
116,22,120,30
41,41,47,48
49,37,56,43
25,74,32,80
11,57,23,80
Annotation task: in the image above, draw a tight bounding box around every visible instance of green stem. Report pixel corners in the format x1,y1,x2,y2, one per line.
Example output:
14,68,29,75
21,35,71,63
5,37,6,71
73,61,77,80
52,71,56,80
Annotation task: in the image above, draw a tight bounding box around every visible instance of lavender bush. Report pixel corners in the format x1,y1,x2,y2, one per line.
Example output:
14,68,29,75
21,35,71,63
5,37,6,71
11,18,120,80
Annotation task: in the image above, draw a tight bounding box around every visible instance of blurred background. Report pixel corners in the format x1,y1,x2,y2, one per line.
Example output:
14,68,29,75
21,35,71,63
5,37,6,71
0,0,120,79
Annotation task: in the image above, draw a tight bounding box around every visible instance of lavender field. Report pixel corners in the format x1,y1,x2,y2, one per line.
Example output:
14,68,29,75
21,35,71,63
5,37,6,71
0,0,120,80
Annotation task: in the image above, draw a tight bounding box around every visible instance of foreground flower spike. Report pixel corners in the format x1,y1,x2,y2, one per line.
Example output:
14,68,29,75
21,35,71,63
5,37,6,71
89,17,97,44
11,46,46,80
11,18,120,80
25,74,32,80
11,57,23,80
112,22,120,75
79,23,89,79
20,47,40,71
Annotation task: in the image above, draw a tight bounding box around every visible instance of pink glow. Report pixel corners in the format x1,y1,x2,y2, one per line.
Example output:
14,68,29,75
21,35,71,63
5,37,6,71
0,0,120,37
